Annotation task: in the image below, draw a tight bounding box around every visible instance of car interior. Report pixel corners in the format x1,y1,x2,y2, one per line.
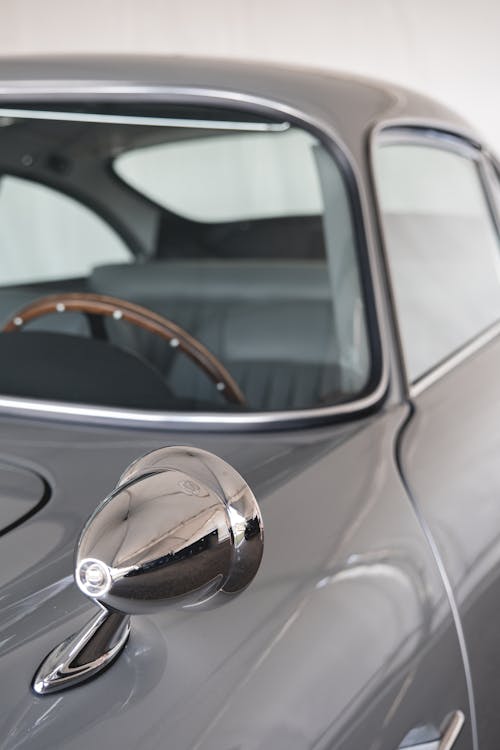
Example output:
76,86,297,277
0,104,370,413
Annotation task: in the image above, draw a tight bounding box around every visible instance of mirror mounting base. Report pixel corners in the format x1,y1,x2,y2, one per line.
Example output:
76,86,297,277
32,606,130,695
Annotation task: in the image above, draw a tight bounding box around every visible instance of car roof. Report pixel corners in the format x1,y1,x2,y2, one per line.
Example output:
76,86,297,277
0,55,478,153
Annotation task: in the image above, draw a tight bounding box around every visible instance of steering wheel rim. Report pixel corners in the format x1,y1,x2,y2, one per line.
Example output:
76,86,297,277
2,292,246,406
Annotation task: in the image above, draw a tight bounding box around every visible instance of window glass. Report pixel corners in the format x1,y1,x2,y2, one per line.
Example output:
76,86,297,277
114,128,323,222
375,140,500,382
0,112,371,416
0,176,130,286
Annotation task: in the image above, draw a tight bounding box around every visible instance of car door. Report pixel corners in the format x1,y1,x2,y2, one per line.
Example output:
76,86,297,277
374,127,500,749
0,411,473,750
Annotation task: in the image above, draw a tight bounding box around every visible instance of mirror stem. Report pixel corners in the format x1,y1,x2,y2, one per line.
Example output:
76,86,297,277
33,607,131,695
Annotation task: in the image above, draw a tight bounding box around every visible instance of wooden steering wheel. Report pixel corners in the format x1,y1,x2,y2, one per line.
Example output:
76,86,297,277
2,292,246,406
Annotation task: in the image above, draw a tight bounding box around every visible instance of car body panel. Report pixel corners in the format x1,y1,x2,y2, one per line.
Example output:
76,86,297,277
400,333,500,749
0,463,48,534
0,408,472,749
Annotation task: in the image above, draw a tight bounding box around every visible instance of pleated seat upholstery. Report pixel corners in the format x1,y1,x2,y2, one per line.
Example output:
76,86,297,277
89,260,339,410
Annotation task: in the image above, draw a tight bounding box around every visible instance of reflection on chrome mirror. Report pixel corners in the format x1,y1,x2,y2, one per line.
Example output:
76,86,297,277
32,447,264,695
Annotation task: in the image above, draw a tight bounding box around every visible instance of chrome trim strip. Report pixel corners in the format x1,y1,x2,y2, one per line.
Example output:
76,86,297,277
410,315,500,399
0,381,386,431
0,107,289,131
0,82,390,431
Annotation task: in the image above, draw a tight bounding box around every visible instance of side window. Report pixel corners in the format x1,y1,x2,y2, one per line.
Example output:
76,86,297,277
0,176,130,286
374,137,500,382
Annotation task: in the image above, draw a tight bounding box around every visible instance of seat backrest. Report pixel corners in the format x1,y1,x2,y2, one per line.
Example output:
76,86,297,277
90,260,339,410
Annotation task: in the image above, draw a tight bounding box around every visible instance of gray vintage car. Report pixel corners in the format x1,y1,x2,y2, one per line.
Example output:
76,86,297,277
0,55,498,750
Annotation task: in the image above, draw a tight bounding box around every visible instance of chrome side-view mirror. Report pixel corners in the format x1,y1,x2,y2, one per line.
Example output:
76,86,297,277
33,446,263,695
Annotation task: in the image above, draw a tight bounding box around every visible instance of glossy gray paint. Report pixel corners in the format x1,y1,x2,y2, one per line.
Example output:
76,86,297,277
399,334,500,750
0,57,491,749
0,464,47,534
0,412,471,749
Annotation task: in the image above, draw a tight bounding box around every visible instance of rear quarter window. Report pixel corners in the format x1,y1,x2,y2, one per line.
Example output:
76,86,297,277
374,136,500,382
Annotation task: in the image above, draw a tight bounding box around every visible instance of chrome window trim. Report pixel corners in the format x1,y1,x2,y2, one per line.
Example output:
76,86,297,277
370,121,500,401
0,388,386,431
409,319,500,398
0,82,389,431
481,155,500,239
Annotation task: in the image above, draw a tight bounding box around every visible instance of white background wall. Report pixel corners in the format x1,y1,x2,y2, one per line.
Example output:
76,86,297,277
0,0,498,150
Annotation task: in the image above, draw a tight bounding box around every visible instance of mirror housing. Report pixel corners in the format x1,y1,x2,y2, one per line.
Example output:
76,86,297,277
33,447,263,695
